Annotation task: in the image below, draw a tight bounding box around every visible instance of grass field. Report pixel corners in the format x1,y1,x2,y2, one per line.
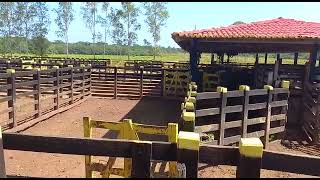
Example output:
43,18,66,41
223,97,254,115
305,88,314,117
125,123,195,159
6,52,309,66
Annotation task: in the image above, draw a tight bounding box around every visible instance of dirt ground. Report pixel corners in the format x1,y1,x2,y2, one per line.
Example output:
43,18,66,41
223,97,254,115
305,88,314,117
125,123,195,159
3,97,320,178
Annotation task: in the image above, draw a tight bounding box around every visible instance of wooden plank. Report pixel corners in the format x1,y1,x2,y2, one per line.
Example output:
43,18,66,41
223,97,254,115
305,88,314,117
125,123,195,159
247,130,265,138
270,126,285,134
225,105,243,113
219,92,227,145
247,89,268,96
270,100,288,108
247,117,266,125
223,135,241,145
131,141,152,178
0,127,6,178
226,91,244,98
247,103,267,111
262,150,320,176
273,88,289,94
199,144,238,165
264,89,273,148
196,92,220,100
196,108,220,117
225,120,242,129
270,114,286,121
195,124,219,133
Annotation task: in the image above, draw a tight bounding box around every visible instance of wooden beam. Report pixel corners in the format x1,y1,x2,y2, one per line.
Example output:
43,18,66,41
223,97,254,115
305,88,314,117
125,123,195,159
294,52,299,65
131,141,152,178
265,53,268,64
189,39,200,85
309,45,319,81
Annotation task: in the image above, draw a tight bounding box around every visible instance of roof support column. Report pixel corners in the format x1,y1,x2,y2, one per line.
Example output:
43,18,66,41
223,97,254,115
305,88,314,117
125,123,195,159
189,38,200,87
264,53,268,64
294,52,298,65
309,44,319,81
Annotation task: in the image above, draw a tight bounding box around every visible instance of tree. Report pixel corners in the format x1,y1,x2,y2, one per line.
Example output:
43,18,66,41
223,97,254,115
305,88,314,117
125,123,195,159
118,2,141,60
143,2,169,60
0,2,16,56
232,21,245,25
32,2,51,56
81,2,99,59
143,39,151,46
97,2,110,57
54,2,74,57
13,2,37,54
109,7,125,56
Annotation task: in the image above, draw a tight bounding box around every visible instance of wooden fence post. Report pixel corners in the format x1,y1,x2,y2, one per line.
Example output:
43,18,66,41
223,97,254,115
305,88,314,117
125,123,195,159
0,126,6,178
53,66,60,110
88,64,92,95
140,66,144,98
114,67,118,99
263,85,273,149
83,117,94,178
236,138,263,178
182,111,195,132
33,68,41,118
239,85,250,138
80,65,85,99
218,86,228,145
6,69,16,127
177,131,200,178
131,141,152,178
68,65,74,104
168,123,178,177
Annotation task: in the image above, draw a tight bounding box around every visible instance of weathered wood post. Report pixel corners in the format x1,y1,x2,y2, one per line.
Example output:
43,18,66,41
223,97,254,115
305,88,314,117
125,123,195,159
264,53,268,64
131,141,152,178
263,85,273,149
255,53,259,64
83,116,94,178
239,85,250,138
236,138,263,178
53,66,60,110
67,65,74,105
0,126,6,178
189,38,200,88
218,86,228,145
309,45,319,82
114,67,118,99
294,52,299,65
80,64,85,99
6,69,16,127
33,68,41,118
168,123,178,178
140,66,144,98
177,131,200,178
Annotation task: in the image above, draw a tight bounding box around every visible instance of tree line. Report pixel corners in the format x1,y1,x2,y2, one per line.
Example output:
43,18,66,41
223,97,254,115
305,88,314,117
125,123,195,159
0,2,171,59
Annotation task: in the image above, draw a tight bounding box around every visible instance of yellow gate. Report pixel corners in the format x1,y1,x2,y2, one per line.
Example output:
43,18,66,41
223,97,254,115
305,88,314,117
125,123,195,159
83,117,178,178
202,72,221,92
163,70,191,98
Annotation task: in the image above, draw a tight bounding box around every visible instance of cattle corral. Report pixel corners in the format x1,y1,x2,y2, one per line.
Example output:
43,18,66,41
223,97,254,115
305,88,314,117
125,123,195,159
1,17,320,178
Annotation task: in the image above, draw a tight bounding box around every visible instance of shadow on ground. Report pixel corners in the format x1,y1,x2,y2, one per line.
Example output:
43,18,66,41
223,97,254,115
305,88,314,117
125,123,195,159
102,96,182,141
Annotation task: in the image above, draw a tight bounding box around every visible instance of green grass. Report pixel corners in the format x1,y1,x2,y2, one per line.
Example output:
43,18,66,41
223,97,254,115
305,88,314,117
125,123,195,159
6,52,309,66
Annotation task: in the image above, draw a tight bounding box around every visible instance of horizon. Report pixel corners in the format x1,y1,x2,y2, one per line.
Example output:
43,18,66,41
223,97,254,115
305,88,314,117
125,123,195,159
46,2,320,48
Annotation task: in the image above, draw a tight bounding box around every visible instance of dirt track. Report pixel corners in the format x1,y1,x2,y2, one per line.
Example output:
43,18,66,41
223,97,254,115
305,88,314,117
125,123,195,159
3,97,320,178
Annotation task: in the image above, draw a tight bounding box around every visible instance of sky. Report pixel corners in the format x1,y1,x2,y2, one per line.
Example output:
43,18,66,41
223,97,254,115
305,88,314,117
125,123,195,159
46,2,320,48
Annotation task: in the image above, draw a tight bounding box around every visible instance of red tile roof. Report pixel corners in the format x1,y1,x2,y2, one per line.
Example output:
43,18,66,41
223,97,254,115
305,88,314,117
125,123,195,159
172,17,320,42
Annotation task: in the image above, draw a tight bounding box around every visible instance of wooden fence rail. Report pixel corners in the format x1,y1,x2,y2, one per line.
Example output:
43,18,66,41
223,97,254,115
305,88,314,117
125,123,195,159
0,131,319,178
0,66,91,132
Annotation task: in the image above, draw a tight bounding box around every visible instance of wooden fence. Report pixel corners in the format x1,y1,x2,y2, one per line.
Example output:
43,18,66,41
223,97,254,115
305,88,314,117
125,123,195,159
1,131,320,178
181,82,290,148
0,66,91,131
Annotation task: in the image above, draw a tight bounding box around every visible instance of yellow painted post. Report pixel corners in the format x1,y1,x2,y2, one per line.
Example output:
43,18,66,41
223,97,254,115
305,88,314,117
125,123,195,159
182,111,195,132
122,119,139,177
281,80,290,89
236,138,263,178
168,123,178,177
83,117,94,178
177,131,200,178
